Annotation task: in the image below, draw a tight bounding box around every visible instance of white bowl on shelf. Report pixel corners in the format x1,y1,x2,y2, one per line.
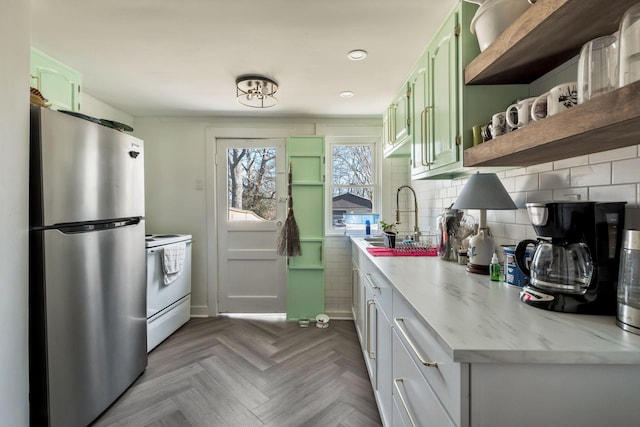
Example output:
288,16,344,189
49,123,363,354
468,0,532,51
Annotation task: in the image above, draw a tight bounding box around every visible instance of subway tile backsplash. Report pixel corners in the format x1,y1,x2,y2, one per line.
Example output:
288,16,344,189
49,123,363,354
412,145,640,258
571,163,612,187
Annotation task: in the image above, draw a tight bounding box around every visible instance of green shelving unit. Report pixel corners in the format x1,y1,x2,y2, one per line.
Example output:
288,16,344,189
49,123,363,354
286,136,325,321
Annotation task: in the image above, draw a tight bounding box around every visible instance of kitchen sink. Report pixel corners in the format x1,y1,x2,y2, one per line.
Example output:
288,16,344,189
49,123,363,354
364,237,384,242
364,236,387,247
367,241,387,247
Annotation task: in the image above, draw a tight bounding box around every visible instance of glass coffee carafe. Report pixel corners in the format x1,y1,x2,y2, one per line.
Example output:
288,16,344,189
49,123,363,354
519,201,626,314
528,240,594,294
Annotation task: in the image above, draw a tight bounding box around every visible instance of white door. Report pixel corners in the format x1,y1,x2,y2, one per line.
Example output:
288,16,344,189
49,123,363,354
216,138,287,313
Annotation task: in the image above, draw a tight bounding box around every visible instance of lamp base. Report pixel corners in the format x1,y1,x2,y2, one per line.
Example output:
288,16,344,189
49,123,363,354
466,262,490,275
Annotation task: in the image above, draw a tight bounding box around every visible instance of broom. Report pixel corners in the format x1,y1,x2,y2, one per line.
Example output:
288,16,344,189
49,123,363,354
277,162,302,257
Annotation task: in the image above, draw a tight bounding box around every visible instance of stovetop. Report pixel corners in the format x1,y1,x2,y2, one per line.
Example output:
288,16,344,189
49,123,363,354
145,233,192,248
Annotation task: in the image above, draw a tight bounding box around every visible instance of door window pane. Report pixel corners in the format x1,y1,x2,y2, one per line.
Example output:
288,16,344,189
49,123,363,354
227,147,277,221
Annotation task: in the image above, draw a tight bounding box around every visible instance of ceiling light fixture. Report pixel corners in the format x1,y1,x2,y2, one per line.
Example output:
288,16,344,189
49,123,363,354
347,49,368,61
235,75,278,108
340,91,354,98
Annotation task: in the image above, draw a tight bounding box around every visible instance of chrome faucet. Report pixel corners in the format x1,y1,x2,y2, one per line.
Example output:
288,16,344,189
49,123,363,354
396,185,421,242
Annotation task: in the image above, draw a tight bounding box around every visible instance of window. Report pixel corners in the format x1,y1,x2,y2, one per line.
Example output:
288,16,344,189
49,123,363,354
328,142,379,234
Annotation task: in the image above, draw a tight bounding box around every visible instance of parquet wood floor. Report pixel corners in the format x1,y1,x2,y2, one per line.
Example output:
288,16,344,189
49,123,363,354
91,316,382,427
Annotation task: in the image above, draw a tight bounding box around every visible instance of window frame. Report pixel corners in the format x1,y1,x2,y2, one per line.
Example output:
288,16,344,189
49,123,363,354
325,137,381,236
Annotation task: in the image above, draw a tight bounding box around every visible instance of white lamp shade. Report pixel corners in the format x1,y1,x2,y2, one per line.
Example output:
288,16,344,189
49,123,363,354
452,173,516,211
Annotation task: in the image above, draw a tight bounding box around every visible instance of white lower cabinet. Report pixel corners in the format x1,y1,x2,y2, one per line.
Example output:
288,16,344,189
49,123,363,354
353,242,467,427
359,257,393,426
353,240,640,427
392,295,468,426
351,247,364,343
392,332,456,427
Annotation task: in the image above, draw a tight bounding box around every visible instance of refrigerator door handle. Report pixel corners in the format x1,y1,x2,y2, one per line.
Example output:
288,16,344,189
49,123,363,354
35,216,143,234
62,217,142,234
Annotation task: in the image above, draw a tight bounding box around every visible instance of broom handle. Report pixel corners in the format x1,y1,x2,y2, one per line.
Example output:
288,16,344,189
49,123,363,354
288,162,293,210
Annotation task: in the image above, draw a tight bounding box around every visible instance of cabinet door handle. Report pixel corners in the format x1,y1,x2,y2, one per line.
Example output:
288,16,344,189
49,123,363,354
31,74,41,89
363,272,380,290
421,107,434,166
351,267,359,304
420,108,427,166
389,105,397,143
387,106,392,144
366,299,376,359
394,317,438,367
319,242,323,263
394,378,418,427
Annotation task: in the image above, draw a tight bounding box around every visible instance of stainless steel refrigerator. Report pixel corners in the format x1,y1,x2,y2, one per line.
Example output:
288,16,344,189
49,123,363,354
29,106,147,427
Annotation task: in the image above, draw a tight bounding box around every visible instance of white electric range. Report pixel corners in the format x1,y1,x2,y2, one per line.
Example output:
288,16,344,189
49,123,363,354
145,234,192,352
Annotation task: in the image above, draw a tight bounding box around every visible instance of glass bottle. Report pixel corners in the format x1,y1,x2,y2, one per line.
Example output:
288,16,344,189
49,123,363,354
490,252,501,281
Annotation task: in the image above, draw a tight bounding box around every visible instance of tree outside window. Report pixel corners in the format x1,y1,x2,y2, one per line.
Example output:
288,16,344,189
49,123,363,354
331,144,376,232
227,147,277,221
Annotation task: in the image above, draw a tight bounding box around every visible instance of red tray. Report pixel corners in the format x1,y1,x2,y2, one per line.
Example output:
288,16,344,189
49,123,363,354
366,247,438,257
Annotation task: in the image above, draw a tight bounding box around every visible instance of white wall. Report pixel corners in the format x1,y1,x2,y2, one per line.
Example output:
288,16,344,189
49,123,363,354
81,92,134,127
133,116,381,317
1,0,30,425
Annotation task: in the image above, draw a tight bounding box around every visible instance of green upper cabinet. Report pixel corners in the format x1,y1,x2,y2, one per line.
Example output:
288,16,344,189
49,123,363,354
411,12,459,177
410,56,430,173
383,82,412,158
30,48,82,112
406,1,529,179
430,12,458,172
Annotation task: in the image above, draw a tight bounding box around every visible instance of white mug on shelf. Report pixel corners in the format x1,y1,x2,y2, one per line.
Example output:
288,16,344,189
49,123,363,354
490,112,507,138
506,97,537,129
531,82,578,121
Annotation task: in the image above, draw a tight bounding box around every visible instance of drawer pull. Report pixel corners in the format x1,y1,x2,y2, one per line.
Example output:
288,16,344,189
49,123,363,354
394,317,438,368
366,299,376,359
363,272,380,289
394,378,418,427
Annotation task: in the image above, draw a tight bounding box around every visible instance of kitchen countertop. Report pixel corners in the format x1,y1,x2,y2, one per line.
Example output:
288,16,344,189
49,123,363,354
352,237,640,365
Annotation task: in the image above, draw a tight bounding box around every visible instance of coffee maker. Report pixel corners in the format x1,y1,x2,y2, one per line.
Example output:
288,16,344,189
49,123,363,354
516,201,626,314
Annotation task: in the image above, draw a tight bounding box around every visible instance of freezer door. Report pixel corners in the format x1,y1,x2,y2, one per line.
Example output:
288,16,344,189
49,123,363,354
31,106,145,226
33,220,147,427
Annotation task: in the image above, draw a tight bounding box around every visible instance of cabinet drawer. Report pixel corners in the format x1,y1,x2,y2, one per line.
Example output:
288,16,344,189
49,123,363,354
393,295,467,425
393,332,456,427
361,258,393,315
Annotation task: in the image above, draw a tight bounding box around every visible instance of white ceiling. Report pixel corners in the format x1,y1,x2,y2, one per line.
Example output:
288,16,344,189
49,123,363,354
31,0,459,118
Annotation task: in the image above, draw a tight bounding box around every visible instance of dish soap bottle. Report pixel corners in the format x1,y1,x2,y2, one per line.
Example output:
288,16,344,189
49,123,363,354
490,252,501,282
365,220,371,236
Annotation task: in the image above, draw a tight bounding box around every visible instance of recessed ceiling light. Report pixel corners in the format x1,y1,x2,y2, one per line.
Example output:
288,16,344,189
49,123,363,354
340,91,354,98
347,49,368,61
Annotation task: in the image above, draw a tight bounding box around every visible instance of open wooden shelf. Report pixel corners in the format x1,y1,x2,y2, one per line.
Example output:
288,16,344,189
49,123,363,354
463,81,640,167
464,0,637,85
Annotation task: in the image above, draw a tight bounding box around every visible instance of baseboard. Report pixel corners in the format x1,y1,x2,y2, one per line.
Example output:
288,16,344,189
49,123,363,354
189,305,209,318
325,310,353,321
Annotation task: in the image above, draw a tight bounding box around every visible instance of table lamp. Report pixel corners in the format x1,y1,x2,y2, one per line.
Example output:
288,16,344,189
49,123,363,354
452,172,516,274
